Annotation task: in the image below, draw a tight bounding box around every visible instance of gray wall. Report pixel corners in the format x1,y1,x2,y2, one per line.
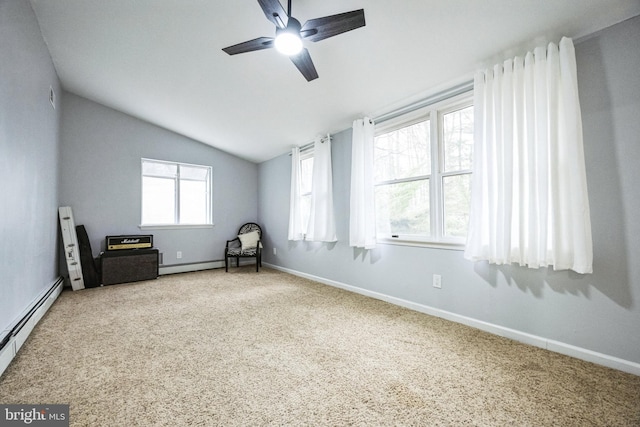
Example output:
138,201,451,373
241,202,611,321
258,16,640,365
0,0,61,334
60,92,258,267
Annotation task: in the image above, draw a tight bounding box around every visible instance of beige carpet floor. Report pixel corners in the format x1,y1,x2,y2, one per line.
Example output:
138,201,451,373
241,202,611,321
1,267,639,426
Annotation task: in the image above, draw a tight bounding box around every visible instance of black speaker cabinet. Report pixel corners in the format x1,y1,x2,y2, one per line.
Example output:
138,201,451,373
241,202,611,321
100,249,159,286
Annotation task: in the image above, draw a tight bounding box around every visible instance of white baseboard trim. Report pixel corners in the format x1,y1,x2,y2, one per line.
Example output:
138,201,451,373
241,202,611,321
0,278,64,378
264,263,640,377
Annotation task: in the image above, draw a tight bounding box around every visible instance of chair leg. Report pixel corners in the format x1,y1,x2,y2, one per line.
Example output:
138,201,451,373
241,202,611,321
256,256,259,272
236,257,239,267
225,256,228,272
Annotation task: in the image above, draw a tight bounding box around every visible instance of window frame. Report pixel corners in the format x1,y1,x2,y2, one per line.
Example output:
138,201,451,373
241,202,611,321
374,92,473,249
139,158,213,230
297,146,314,239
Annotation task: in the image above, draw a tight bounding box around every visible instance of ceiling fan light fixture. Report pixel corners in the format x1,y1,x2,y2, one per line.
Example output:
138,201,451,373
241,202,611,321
275,31,303,56
274,17,303,56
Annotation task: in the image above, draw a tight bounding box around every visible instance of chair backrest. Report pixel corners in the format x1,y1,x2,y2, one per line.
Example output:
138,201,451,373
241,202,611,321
238,223,261,237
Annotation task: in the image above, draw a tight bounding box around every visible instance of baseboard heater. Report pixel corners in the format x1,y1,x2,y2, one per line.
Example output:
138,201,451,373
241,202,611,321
157,259,257,275
0,277,63,377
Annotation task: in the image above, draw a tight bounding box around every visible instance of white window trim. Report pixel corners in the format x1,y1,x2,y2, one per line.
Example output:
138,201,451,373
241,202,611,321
138,224,214,231
139,158,213,228
374,91,473,250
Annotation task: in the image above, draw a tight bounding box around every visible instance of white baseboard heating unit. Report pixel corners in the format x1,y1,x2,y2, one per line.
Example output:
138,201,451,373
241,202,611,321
0,278,63,378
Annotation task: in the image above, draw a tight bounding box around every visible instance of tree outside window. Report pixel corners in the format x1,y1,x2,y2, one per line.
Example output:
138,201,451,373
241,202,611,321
373,94,473,246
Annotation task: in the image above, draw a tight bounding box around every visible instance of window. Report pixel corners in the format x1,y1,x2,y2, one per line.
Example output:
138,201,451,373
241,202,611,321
299,149,314,232
374,94,473,246
141,158,212,227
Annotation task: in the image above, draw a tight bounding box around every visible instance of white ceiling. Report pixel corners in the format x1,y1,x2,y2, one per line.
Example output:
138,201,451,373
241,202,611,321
29,0,640,163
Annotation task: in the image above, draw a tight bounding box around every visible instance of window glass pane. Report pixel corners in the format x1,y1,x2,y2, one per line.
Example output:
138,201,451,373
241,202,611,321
443,173,471,237
142,161,177,178
179,180,208,224
443,106,474,172
300,156,314,195
375,179,430,236
375,120,430,182
142,176,175,224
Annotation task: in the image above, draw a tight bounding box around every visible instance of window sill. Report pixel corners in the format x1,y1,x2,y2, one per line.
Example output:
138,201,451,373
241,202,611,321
138,224,214,231
376,237,465,251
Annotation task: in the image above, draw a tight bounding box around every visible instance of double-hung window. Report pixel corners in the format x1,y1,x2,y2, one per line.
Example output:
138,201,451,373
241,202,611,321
298,148,314,232
141,158,212,227
374,93,473,246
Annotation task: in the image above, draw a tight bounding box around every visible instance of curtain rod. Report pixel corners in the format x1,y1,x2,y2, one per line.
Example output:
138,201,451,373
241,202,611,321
289,134,332,155
287,80,473,157
371,80,474,125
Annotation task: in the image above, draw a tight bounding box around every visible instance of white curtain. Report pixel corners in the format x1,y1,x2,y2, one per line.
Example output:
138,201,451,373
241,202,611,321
307,136,337,242
288,146,305,241
465,37,593,274
349,118,377,249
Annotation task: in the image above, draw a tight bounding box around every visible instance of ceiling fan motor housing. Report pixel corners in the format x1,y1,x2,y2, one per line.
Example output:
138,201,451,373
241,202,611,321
277,16,301,36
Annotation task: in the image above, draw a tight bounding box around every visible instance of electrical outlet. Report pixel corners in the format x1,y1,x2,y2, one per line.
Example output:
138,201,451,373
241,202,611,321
177,251,182,259
433,274,442,289
273,247,277,255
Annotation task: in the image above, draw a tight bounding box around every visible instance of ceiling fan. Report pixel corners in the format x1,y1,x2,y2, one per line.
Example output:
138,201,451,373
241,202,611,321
222,0,366,82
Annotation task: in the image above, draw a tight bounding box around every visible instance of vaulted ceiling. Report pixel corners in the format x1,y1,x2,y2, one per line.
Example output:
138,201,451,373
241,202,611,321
29,0,640,163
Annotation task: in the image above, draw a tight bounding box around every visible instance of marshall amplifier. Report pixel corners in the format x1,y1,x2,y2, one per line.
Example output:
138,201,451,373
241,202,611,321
106,234,153,251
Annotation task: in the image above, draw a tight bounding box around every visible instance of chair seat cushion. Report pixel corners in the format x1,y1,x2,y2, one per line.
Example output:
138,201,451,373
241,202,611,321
227,247,257,257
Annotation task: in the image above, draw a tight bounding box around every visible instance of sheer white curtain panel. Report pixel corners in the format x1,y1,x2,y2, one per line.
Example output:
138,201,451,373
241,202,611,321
465,37,593,274
349,118,377,249
307,136,337,242
288,146,305,241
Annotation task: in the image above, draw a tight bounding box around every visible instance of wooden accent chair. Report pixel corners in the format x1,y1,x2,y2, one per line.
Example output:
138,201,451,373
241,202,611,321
225,223,262,272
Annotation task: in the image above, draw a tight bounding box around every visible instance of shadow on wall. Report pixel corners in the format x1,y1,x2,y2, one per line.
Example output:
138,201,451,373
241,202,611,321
285,239,384,264
287,240,338,253
474,262,565,299
473,259,631,310
352,247,383,264
574,32,631,309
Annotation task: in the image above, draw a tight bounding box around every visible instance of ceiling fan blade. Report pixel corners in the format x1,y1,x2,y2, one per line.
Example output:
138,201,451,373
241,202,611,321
257,0,288,29
290,48,318,81
300,9,365,42
222,37,274,55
